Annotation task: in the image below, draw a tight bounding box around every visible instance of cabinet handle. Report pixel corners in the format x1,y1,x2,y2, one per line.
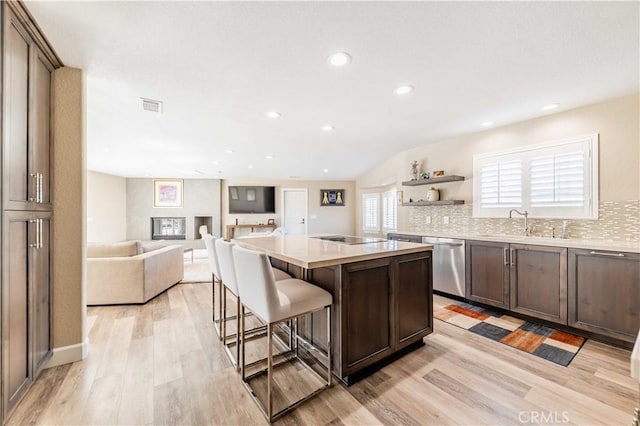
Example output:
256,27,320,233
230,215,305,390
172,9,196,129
510,248,515,266
38,219,43,249
37,173,43,203
29,173,38,202
29,219,38,248
503,248,509,265
588,251,625,257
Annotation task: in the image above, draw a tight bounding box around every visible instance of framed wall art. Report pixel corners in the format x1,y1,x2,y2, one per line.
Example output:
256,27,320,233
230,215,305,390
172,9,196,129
320,189,345,206
154,179,183,208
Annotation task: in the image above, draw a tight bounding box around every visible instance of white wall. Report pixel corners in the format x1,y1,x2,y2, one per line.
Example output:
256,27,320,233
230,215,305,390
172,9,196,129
356,93,640,236
221,179,356,236
87,170,127,242
126,178,221,241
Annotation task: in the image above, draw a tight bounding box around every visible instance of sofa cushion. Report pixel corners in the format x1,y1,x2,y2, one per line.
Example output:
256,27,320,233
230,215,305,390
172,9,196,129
87,240,140,258
142,240,168,253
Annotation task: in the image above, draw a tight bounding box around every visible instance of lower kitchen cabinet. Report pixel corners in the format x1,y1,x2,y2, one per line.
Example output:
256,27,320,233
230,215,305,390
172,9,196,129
465,240,510,309
466,240,568,324
510,244,567,325
568,248,640,343
2,210,52,416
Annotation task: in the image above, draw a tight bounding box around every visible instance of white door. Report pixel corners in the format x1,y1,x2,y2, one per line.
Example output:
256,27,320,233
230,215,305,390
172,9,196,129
282,189,308,235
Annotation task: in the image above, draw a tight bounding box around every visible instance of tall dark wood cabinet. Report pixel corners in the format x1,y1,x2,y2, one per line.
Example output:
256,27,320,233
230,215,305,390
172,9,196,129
1,3,55,419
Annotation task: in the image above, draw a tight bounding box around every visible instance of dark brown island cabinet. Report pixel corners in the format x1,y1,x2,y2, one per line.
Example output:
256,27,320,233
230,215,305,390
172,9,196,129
271,250,433,385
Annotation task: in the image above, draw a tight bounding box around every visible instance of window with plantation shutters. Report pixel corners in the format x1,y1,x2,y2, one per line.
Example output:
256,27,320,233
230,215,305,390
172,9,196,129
479,160,522,209
474,134,598,219
362,193,380,232
382,189,397,232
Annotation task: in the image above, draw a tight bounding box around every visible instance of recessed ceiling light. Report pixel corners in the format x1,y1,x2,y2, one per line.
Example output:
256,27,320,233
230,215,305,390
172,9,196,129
541,103,560,111
328,51,352,67
480,121,494,127
266,111,281,119
248,165,254,169
323,168,329,173
265,155,273,159
225,149,234,154
322,125,334,131
394,85,414,95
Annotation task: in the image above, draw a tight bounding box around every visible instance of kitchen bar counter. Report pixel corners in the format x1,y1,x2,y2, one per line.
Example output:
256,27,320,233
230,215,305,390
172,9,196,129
235,235,433,385
234,235,432,269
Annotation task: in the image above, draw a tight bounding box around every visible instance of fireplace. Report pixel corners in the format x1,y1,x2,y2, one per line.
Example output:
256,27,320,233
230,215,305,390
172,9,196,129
151,217,186,240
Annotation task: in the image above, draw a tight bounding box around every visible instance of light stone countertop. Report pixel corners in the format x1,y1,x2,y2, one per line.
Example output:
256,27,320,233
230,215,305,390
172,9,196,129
233,235,432,269
390,230,640,253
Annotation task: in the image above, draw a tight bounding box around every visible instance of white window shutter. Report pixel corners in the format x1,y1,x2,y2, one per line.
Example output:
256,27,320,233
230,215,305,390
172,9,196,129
362,193,380,232
382,190,397,231
479,160,522,208
474,134,598,219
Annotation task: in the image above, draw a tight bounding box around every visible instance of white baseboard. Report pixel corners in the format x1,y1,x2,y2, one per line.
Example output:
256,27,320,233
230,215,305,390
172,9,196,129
45,338,90,369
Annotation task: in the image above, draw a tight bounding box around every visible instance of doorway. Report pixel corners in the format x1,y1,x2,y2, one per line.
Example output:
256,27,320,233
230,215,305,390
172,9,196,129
281,188,308,235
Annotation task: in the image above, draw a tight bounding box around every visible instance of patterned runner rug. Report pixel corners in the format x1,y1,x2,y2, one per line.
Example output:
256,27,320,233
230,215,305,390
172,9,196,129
435,302,586,367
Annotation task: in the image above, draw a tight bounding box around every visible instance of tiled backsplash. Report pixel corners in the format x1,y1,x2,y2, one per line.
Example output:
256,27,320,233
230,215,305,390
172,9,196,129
407,200,640,242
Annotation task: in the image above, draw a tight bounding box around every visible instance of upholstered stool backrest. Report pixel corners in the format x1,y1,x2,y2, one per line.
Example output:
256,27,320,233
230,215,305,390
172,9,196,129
232,245,280,322
215,239,239,295
203,234,221,280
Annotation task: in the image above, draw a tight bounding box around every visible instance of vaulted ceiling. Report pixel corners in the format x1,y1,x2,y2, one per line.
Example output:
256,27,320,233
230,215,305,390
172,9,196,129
25,1,639,180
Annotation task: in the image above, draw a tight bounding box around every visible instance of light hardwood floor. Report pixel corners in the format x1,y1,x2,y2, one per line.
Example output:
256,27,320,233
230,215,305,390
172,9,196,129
7,281,638,425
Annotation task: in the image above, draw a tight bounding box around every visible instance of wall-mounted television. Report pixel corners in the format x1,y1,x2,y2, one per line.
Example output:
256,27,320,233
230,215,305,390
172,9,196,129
228,186,275,214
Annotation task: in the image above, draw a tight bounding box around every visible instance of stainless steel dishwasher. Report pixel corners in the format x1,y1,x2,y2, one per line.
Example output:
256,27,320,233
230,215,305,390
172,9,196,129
422,237,466,298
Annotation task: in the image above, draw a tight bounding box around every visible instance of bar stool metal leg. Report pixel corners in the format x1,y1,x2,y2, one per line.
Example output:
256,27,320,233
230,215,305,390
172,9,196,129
241,305,246,381
327,305,332,386
267,323,273,421
236,296,241,371
212,275,222,340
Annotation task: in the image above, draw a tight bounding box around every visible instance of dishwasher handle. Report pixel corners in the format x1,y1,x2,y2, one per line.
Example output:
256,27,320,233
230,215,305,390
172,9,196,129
422,238,465,247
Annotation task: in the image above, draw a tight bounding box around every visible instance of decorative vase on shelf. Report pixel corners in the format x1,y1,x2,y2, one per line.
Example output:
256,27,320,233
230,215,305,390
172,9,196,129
426,188,440,202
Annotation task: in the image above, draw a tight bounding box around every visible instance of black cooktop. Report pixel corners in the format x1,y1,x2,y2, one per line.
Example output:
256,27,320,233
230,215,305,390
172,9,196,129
312,235,387,245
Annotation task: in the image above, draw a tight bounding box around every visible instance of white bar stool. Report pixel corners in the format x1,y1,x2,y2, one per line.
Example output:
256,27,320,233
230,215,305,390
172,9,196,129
216,239,293,369
203,234,224,340
232,245,332,423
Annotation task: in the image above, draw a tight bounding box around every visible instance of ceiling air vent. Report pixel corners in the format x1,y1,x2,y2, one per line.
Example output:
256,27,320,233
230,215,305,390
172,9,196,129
141,97,162,113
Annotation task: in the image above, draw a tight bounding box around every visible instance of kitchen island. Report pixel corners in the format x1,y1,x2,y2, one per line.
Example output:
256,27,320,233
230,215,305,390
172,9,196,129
234,235,433,385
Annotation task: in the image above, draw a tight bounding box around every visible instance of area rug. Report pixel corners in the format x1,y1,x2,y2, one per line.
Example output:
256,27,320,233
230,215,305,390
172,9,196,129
181,258,211,283
435,302,586,367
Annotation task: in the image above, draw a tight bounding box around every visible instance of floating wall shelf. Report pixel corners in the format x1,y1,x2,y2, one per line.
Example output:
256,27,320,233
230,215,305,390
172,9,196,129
401,175,465,186
401,200,465,206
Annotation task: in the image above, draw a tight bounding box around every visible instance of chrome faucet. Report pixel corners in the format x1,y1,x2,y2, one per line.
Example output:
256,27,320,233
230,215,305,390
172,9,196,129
509,209,530,236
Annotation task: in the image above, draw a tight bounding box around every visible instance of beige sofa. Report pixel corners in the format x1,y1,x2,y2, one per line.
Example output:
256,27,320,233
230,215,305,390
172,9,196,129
87,240,184,305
